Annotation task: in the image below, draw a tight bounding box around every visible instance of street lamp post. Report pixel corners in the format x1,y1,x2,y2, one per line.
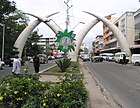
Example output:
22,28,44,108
0,23,5,61
71,22,85,31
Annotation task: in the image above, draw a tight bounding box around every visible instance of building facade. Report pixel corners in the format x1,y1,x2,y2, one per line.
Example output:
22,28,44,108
115,12,135,46
92,8,140,55
80,43,89,54
101,11,136,54
102,15,118,53
130,8,140,54
37,37,56,52
92,35,103,55
134,8,140,44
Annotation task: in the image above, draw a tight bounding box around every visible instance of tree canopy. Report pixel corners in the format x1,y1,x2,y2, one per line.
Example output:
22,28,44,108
0,0,16,21
0,0,42,60
24,30,43,57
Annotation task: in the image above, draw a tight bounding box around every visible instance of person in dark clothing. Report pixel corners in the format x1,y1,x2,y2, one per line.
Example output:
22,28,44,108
33,54,40,73
123,54,126,65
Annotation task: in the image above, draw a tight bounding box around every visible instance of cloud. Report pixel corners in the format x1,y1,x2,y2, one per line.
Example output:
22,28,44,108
10,0,140,47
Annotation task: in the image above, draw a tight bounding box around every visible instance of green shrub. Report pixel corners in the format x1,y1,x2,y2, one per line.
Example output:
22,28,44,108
67,61,80,73
42,61,80,75
34,73,88,108
55,73,88,108
0,73,88,108
55,58,71,72
0,74,50,108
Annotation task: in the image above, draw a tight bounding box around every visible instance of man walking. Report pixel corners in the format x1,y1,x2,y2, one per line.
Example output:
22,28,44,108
33,54,40,73
12,55,21,75
123,54,126,65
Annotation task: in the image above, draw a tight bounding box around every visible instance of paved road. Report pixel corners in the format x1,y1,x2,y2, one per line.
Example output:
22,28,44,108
0,61,55,76
85,61,140,108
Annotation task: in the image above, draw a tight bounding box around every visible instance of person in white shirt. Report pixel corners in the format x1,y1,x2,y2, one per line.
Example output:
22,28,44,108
12,55,21,75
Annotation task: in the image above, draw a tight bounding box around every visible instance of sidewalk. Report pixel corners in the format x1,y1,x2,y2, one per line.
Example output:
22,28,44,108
39,59,120,108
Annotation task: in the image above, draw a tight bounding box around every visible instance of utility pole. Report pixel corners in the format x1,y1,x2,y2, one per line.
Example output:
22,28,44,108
64,0,72,31
0,23,5,61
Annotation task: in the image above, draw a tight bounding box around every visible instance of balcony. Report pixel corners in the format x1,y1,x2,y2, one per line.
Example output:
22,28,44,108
135,35,140,42
109,38,117,44
103,32,113,39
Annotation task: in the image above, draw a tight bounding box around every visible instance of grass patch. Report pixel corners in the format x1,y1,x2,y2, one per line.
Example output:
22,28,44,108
40,61,80,75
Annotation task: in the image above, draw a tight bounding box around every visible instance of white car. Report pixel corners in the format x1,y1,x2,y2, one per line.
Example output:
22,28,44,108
82,54,90,62
0,60,5,69
131,54,140,66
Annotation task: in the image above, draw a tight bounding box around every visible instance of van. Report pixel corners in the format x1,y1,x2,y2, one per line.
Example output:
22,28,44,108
131,54,140,66
114,52,129,64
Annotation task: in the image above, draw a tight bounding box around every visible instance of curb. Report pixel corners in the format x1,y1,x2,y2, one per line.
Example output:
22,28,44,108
83,62,121,108
39,64,57,74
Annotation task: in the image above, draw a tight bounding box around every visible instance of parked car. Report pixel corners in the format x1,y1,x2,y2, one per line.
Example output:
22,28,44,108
105,54,115,61
131,54,140,66
48,56,55,60
0,59,5,70
55,54,63,59
37,54,48,64
114,52,129,64
82,54,90,62
100,53,114,61
91,56,103,62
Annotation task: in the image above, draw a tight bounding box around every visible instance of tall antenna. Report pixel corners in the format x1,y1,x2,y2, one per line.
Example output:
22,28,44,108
64,0,72,31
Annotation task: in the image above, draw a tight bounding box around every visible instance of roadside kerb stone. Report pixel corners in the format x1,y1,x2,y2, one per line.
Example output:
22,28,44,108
39,64,57,74
79,59,121,108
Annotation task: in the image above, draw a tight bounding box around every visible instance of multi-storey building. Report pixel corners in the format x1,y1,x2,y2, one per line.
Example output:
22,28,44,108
37,37,56,52
134,8,140,44
80,43,89,54
116,12,135,46
130,8,140,54
92,35,103,55
102,15,118,53
101,11,135,54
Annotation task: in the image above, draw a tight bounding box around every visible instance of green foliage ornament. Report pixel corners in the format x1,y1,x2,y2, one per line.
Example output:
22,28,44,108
56,29,76,53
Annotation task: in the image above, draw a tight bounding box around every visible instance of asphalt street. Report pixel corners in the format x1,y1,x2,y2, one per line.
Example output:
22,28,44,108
85,61,140,108
0,61,55,76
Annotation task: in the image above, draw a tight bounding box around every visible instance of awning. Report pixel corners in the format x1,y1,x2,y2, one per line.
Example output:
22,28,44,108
100,47,119,52
130,45,140,49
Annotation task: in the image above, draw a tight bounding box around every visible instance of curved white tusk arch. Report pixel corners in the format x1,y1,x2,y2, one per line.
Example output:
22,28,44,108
25,13,62,33
83,11,131,57
68,19,100,61
44,19,62,33
14,12,61,57
24,13,49,22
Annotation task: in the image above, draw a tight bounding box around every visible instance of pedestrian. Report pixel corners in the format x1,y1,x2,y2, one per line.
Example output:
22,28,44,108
123,54,126,65
33,54,40,73
12,55,21,75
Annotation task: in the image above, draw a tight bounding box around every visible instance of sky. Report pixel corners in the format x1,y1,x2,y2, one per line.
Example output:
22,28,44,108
10,0,140,48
